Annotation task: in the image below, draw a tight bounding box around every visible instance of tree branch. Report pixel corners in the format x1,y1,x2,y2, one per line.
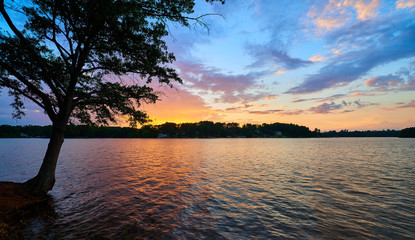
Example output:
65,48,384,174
0,77,46,110
0,2,63,103
0,60,57,121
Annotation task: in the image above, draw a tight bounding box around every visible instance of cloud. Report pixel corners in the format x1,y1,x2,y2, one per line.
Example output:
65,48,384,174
174,60,274,104
249,109,283,115
291,94,347,103
219,92,278,105
287,14,415,94
396,100,415,108
240,1,314,72
361,61,415,92
397,60,415,77
0,94,51,125
142,85,218,124
306,0,380,33
321,94,348,102
274,70,286,75
264,95,278,101
307,1,349,31
308,99,376,114
309,102,344,114
22,109,42,113
176,61,257,92
365,75,405,87
396,0,415,9
349,91,379,97
346,0,380,20
225,103,255,111
309,54,324,62
248,109,303,116
246,44,313,70
291,98,321,103
278,110,304,116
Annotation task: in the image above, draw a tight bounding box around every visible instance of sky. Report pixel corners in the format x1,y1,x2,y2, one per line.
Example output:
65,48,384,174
1,0,415,131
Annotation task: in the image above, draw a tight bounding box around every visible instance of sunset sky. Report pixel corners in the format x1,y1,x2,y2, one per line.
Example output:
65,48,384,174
1,0,415,131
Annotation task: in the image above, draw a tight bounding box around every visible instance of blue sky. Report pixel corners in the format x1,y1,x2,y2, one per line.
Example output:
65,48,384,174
1,0,415,130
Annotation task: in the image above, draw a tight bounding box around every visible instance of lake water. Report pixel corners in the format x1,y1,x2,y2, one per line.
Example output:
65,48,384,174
1,138,415,239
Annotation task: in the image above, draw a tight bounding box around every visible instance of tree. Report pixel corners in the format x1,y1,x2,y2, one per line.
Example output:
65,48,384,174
400,127,415,138
0,0,224,196
179,122,197,137
158,122,178,137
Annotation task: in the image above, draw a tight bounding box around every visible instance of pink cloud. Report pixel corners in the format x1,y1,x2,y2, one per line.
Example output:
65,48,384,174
308,100,376,114
365,75,404,87
309,102,344,114
246,109,303,116
396,100,415,108
174,60,274,104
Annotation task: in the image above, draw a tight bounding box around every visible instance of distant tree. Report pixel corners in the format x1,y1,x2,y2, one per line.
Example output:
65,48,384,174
197,121,216,137
241,123,258,138
0,125,20,137
225,122,238,137
0,0,224,196
179,122,197,137
139,124,158,138
158,122,178,137
400,127,415,138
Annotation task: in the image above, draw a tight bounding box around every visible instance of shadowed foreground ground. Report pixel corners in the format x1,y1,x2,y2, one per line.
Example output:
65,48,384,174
0,182,47,239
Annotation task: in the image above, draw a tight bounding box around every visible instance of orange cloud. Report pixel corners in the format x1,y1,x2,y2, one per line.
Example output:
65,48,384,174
309,54,324,62
307,0,380,32
396,0,415,9
264,95,279,101
345,0,380,20
365,75,404,87
274,69,286,75
307,2,348,31
314,17,346,30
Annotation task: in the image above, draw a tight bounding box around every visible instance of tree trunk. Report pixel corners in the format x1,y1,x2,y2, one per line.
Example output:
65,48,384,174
22,119,67,197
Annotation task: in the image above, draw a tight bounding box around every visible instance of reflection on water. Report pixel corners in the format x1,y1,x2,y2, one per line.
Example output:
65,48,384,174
1,138,415,239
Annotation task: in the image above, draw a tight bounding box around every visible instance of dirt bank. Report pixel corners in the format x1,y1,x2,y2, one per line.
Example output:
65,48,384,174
0,182,47,239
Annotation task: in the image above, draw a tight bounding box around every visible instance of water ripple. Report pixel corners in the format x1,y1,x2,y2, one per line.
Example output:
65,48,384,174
1,138,414,239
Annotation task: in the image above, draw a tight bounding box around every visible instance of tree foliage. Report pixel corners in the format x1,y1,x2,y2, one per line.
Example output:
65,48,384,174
0,0,225,195
399,127,415,138
0,121,317,138
0,0,224,126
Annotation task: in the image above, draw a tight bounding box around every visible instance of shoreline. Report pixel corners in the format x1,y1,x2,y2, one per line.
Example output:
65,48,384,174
0,182,47,239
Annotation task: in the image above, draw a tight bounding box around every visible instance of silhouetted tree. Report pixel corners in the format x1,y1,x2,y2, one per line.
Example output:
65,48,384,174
241,123,258,138
139,125,158,138
0,121,323,138
158,122,178,137
197,121,216,137
179,122,197,137
400,127,415,138
0,0,224,196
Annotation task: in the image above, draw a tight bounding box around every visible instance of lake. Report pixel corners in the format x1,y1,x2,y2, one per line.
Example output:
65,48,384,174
1,138,414,239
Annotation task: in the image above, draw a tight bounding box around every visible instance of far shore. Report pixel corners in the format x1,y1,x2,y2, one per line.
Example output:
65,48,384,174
1,124,408,138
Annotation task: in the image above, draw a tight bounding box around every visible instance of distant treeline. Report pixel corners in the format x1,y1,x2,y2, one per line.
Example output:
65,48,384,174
399,127,415,138
323,129,400,137
0,122,313,138
0,123,413,138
